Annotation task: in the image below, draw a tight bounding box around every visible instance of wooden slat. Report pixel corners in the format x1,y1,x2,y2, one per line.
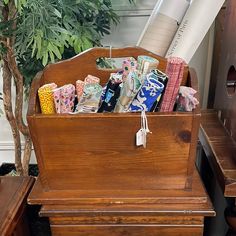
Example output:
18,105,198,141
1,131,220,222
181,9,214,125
199,110,236,197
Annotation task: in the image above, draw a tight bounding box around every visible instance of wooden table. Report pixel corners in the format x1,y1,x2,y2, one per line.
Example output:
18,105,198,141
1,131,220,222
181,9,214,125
0,176,35,236
28,168,214,236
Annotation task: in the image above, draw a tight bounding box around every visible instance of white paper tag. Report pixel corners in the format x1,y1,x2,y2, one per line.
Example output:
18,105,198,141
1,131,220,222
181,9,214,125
136,129,144,146
135,111,151,148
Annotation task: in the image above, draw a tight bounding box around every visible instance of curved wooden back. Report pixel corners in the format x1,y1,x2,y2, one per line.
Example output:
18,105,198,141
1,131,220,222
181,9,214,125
41,47,169,86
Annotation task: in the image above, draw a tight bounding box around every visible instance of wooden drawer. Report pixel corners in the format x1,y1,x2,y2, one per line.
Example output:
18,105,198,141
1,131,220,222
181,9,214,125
27,47,200,194
51,225,203,236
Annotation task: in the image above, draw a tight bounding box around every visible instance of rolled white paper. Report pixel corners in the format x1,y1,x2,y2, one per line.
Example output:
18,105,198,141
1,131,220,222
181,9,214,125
137,0,190,56
166,0,225,63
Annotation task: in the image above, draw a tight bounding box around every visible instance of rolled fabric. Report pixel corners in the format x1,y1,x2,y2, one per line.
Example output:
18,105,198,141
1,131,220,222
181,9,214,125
160,57,186,112
150,69,169,111
84,75,100,84
76,83,103,113
60,84,76,113
98,73,123,113
129,72,164,112
137,55,159,76
52,88,61,114
176,86,199,112
114,71,141,113
76,80,85,101
38,83,57,114
122,57,138,81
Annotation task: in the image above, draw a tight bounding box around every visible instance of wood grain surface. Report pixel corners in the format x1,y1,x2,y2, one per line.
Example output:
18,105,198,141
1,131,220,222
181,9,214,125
199,110,236,197
0,177,34,236
27,167,214,236
27,47,200,193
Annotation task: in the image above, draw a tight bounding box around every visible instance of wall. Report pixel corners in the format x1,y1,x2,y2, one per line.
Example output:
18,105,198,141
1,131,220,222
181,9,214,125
0,0,214,164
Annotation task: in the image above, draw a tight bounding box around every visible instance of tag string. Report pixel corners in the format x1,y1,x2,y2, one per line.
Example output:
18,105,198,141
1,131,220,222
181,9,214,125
141,111,151,134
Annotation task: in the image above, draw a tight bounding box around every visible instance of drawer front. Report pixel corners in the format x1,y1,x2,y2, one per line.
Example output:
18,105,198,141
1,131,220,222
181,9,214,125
51,225,203,236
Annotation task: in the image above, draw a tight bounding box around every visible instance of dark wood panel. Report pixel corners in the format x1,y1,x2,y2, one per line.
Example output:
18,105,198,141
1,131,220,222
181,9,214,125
49,215,203,225
0,177,34,236
28,169,213,206
214,0,236,141
199,110,236,197
51,225,203,236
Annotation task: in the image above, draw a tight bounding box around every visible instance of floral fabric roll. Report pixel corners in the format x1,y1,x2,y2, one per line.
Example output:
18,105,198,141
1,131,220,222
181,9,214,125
137,55,159,76
84,75,100,84
59,84,75,113
38,83,57,114
53,84,75,114
122,57,138,81
76,83,103,113
176,86,199,112
114,71,141,113
129,72,164,112
76,80,85,101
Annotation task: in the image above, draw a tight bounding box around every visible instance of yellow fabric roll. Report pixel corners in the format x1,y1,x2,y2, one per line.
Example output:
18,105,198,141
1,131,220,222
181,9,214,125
38,83,57,114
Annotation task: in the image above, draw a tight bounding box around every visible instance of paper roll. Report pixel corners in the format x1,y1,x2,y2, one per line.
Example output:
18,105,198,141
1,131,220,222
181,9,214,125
137,0,190,56
166,0,225,63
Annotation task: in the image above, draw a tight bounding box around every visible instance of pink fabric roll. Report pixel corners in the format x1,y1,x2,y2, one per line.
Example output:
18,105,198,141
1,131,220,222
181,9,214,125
53,84,75,114
76,80,85,101
84,75,100,84
160,57,186,112
122,57,138,81
60,84,75,113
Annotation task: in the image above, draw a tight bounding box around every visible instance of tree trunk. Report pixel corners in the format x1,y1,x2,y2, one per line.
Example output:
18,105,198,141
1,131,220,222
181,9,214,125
2,60,23,175
7,46,32,176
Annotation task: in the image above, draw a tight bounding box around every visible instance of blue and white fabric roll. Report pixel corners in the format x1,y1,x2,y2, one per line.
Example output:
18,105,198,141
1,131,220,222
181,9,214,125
129,72,164,112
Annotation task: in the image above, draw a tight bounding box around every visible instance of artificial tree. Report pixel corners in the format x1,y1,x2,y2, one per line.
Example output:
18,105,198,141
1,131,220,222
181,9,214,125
0,0,133,175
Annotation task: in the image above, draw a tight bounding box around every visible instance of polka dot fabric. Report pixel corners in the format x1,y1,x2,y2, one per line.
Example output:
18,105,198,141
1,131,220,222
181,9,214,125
38,83,57,114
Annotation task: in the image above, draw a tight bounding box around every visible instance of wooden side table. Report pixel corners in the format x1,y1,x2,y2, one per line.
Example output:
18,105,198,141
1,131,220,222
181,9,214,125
0,176,35,236
28,168,214,236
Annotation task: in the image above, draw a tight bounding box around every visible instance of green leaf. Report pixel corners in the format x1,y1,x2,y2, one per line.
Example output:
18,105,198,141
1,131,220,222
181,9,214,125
48,43,62,60
42,52,48,66
53,8,62,18
49,50,55,63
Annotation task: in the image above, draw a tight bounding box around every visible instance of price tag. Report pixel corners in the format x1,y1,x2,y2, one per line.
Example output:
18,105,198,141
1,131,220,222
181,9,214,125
136,129,144,146
135,111,151,148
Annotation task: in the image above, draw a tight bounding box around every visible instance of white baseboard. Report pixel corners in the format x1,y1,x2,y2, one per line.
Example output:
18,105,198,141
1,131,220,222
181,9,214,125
0,141,37,166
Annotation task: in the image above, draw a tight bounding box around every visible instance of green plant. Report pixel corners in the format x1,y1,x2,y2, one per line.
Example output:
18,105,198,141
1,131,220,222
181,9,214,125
0,0,133,175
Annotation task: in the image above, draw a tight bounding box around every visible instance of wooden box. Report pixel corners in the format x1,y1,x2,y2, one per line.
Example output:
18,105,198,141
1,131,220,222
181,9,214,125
27,47,200,195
